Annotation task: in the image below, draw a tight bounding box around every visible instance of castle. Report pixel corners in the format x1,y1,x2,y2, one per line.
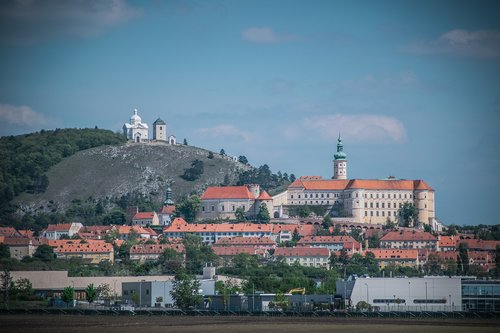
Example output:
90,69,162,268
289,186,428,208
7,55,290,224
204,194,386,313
199,135,439,230
123,108,176,144
287,135,438,228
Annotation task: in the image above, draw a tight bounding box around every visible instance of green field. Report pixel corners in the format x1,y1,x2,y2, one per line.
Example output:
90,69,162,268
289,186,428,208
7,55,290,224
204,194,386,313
0,315,499,333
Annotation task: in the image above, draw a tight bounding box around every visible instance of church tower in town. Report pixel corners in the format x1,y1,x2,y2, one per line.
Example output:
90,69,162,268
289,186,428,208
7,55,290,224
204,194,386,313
333,134,347,179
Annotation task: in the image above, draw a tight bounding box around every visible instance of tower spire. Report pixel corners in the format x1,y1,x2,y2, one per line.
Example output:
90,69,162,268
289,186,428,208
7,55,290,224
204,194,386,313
333,135,347,179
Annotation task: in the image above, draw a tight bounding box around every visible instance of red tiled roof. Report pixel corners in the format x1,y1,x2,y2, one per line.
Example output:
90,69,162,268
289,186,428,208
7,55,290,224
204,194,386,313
365,248,418,260
130,243,184,254
214,236,276,246
380,230,437,242
289,179,433,191
114,225,152,235
274,247,330,257
346,179,433,191
297,235,357,244
458,239,500,251
289,179,349,190
164,218,274,234
438,236,458,248
0,227,19,237
45,223,74,232
17,230,34,238
271,224,318,237
213,246,268,256
201,186,255,200
257,191,272,200
160,205,176,214
2,237,32,246
133,212,156,220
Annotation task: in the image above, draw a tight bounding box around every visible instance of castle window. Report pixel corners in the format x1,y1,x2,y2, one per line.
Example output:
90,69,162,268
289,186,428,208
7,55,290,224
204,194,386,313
316,194,319,198
364,202,367,208
376,194,379,198
291,195,294,199
365,211,367,216
388,211,391,216
376,211,379,217
370,202,373,208
211,206,215,211
381,202,385,208
382,211,385,217
376,202,379,208
298,195,301,199
202,206,205,212
370,194,373,198
370,211,373,216
382,194,385,198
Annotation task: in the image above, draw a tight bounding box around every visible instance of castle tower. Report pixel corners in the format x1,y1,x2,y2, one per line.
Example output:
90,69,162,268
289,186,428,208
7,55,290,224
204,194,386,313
333,134,347,179
153,118,167,142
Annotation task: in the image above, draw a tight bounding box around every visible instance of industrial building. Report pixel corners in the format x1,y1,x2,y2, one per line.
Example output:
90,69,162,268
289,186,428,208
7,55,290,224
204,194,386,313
336,276,462,312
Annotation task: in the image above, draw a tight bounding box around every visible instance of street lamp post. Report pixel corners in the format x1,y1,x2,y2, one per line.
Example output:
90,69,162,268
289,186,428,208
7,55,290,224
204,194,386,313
408,282,411,311
425,282,428,311
364,283,369,304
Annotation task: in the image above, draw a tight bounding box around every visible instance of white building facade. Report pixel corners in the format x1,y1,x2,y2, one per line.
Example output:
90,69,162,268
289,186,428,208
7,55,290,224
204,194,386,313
337,277,462,312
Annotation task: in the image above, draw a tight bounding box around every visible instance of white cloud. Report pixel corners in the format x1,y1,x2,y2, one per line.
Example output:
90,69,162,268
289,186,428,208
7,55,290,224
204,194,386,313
302,114,407,143
0,0,142,43
196,124,252,142
242,27,298,44
404,29,500,58
0,103,54,127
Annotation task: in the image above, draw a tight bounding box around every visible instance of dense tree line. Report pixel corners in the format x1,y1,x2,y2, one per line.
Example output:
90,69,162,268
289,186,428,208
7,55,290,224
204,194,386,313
0,128,125,210
237,164,295,194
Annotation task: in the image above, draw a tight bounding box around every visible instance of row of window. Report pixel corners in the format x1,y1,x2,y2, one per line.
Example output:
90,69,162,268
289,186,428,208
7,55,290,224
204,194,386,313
365,202,404,209
364,210,400,217
373,299,446,304
202,205,246,212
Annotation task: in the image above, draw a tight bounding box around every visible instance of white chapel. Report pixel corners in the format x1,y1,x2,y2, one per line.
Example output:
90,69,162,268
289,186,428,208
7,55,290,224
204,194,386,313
123,108,149,143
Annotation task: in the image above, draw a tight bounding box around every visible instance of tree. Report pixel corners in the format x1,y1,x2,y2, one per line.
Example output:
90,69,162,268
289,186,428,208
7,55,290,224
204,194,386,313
292,229,301,243
424,253,443,275
322,215,332,230
356,300,372,312
182,234,218,274
62,286,74,304
235,207,246,222
256,203,270,223
424,224,432,233
457,243,469,275
350,228,362,242
494,245,500,278
238,155,248,164
398,202,418,227
0,243,9,259
181,159,204,181
183,138,188,145
176,195,201,222
170,269,202,310
383,218,396,230
85,283,98,304
446,224,457,236
33,244,55,261
207,151,214,159
220,149,225,156
332,224,343,236
297,205,311,218
0,270,13,303
289,174,296,183
12,278,34,301
158,248,184,274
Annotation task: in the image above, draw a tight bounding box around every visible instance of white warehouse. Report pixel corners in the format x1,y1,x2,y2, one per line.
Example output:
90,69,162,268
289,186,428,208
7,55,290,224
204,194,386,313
336,277,462,312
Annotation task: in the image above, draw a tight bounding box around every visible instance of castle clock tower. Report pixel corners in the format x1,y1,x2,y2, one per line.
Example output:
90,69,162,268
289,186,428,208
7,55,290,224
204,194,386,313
333,134,347,179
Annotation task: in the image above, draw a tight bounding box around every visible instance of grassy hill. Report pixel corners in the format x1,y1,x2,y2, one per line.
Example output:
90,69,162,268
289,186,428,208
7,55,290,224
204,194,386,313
15,142,249,214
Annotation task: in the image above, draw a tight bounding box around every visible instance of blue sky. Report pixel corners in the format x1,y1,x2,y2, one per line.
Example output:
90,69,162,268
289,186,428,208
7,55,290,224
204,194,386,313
1,0,499,226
